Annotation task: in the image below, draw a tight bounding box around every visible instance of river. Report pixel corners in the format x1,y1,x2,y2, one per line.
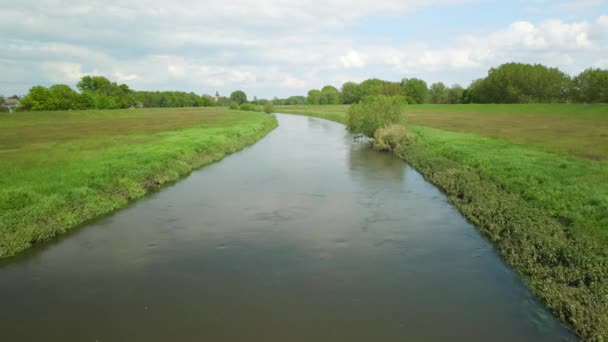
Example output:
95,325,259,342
0,114,574,341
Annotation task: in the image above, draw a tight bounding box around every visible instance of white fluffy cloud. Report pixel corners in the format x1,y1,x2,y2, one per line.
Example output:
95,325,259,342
0,1,606,97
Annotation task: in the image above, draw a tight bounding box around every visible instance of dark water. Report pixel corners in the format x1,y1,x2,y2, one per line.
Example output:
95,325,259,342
0,114,574,341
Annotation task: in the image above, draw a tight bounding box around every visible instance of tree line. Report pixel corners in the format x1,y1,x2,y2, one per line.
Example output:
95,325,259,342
10,63,608,112
296,63,608,105
14,76,251,111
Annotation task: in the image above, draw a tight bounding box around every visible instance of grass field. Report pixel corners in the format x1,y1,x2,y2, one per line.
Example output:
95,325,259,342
0,107,277,258
276,103,608,340
276,104,608,160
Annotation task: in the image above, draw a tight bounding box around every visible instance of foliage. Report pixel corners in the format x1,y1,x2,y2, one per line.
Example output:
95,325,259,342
347,95,404,136
446,84,465,104
19,86,56,111
321,85,342,104
18,75,227,111
372,124,414,151
283,96,307,105
306,63,607,105
358,79,385,98
134,91,215,108
428,82,449,104
307,89,322,105
263,102,274,114
341,82,361,104
469,63,571,103
229,101,239,110
229,90,248,104
400,78,429,104
239,103,261,112
0,108,277,259
571,68,608,103
20,76,135,111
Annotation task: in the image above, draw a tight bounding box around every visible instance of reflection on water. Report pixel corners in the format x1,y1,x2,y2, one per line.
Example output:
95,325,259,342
0,114,574,341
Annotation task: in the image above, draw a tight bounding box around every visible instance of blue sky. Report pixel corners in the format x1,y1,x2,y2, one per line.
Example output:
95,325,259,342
1,0,607,98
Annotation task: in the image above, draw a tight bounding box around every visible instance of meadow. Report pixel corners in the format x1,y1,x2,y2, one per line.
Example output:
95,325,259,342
0,107,277,258
276,103,608,340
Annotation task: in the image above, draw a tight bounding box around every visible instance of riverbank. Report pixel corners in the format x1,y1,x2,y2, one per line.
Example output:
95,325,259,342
0,108,277,258
276,104,608,341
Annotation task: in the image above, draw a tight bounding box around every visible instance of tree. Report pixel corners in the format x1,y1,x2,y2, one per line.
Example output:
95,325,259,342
571,68,608,103
359,79,386,98
468,63,570,103
446,84,465,104
347,96,404,137
429,82,449,104
341,82,361,104
230,90,247,104
400,78,428,104
19,86,56,111
307,89,322,105
284,96,307,105
383,82,402,96
49,84,81,110
321,85,342,104
77,76,112,92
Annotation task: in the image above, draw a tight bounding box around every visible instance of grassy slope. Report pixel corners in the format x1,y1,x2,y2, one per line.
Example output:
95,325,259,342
0,107,277,258
276,104,608,340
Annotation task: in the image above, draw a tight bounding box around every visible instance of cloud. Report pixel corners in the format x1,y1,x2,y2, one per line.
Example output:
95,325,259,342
340,50,366,68
280,75,308,88
554,0,606,11
0,1,606,97
40,62,85,83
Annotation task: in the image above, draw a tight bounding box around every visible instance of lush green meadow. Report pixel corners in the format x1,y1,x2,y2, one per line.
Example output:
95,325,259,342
277,103,608,160
0,107,277,258
276,103,608,340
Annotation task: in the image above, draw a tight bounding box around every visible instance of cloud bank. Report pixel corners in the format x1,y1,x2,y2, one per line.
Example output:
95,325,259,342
0,1,606,97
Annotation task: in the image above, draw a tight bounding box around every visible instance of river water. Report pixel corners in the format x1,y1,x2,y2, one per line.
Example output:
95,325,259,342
0,114,574,341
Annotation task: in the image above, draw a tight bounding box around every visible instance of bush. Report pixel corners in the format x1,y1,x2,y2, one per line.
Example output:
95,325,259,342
229,102,239,110
263,103,274,114
372,124,415,151
239,103,261,112
347,95,404,136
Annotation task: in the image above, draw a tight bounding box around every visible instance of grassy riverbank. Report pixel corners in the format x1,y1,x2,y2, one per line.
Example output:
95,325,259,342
276,104,608,340
0,108,277,258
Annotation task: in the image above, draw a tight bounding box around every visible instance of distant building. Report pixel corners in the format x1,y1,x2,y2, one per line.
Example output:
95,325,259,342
214,91,220,102
2,98,20,112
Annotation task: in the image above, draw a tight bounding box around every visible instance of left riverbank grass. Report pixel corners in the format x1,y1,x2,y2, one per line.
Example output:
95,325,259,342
0,108,277,258
276,103,608,340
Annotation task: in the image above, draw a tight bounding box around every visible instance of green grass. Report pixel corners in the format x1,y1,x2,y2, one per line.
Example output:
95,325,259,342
277,103,608,160
278,104,608,340
0,107,277,258
275,105,349,124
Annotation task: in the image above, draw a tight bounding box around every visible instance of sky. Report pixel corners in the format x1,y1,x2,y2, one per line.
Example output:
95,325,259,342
1,0,607,98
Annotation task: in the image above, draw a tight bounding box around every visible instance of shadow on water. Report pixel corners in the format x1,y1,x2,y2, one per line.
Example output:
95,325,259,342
0,114,576,341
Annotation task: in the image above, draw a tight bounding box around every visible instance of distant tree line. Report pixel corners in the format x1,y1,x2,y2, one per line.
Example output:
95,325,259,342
15,76,237,111
281,63,607,105
11,63,608,112
133,91,216,108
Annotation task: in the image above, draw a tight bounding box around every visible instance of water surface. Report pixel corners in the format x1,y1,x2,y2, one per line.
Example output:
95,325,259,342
0,114,574,341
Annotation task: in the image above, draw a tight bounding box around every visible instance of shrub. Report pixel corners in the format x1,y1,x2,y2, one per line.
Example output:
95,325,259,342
239,103,261,112
347,95,404,137
229,102,239,110
263,103,274,114
372,124,415,151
